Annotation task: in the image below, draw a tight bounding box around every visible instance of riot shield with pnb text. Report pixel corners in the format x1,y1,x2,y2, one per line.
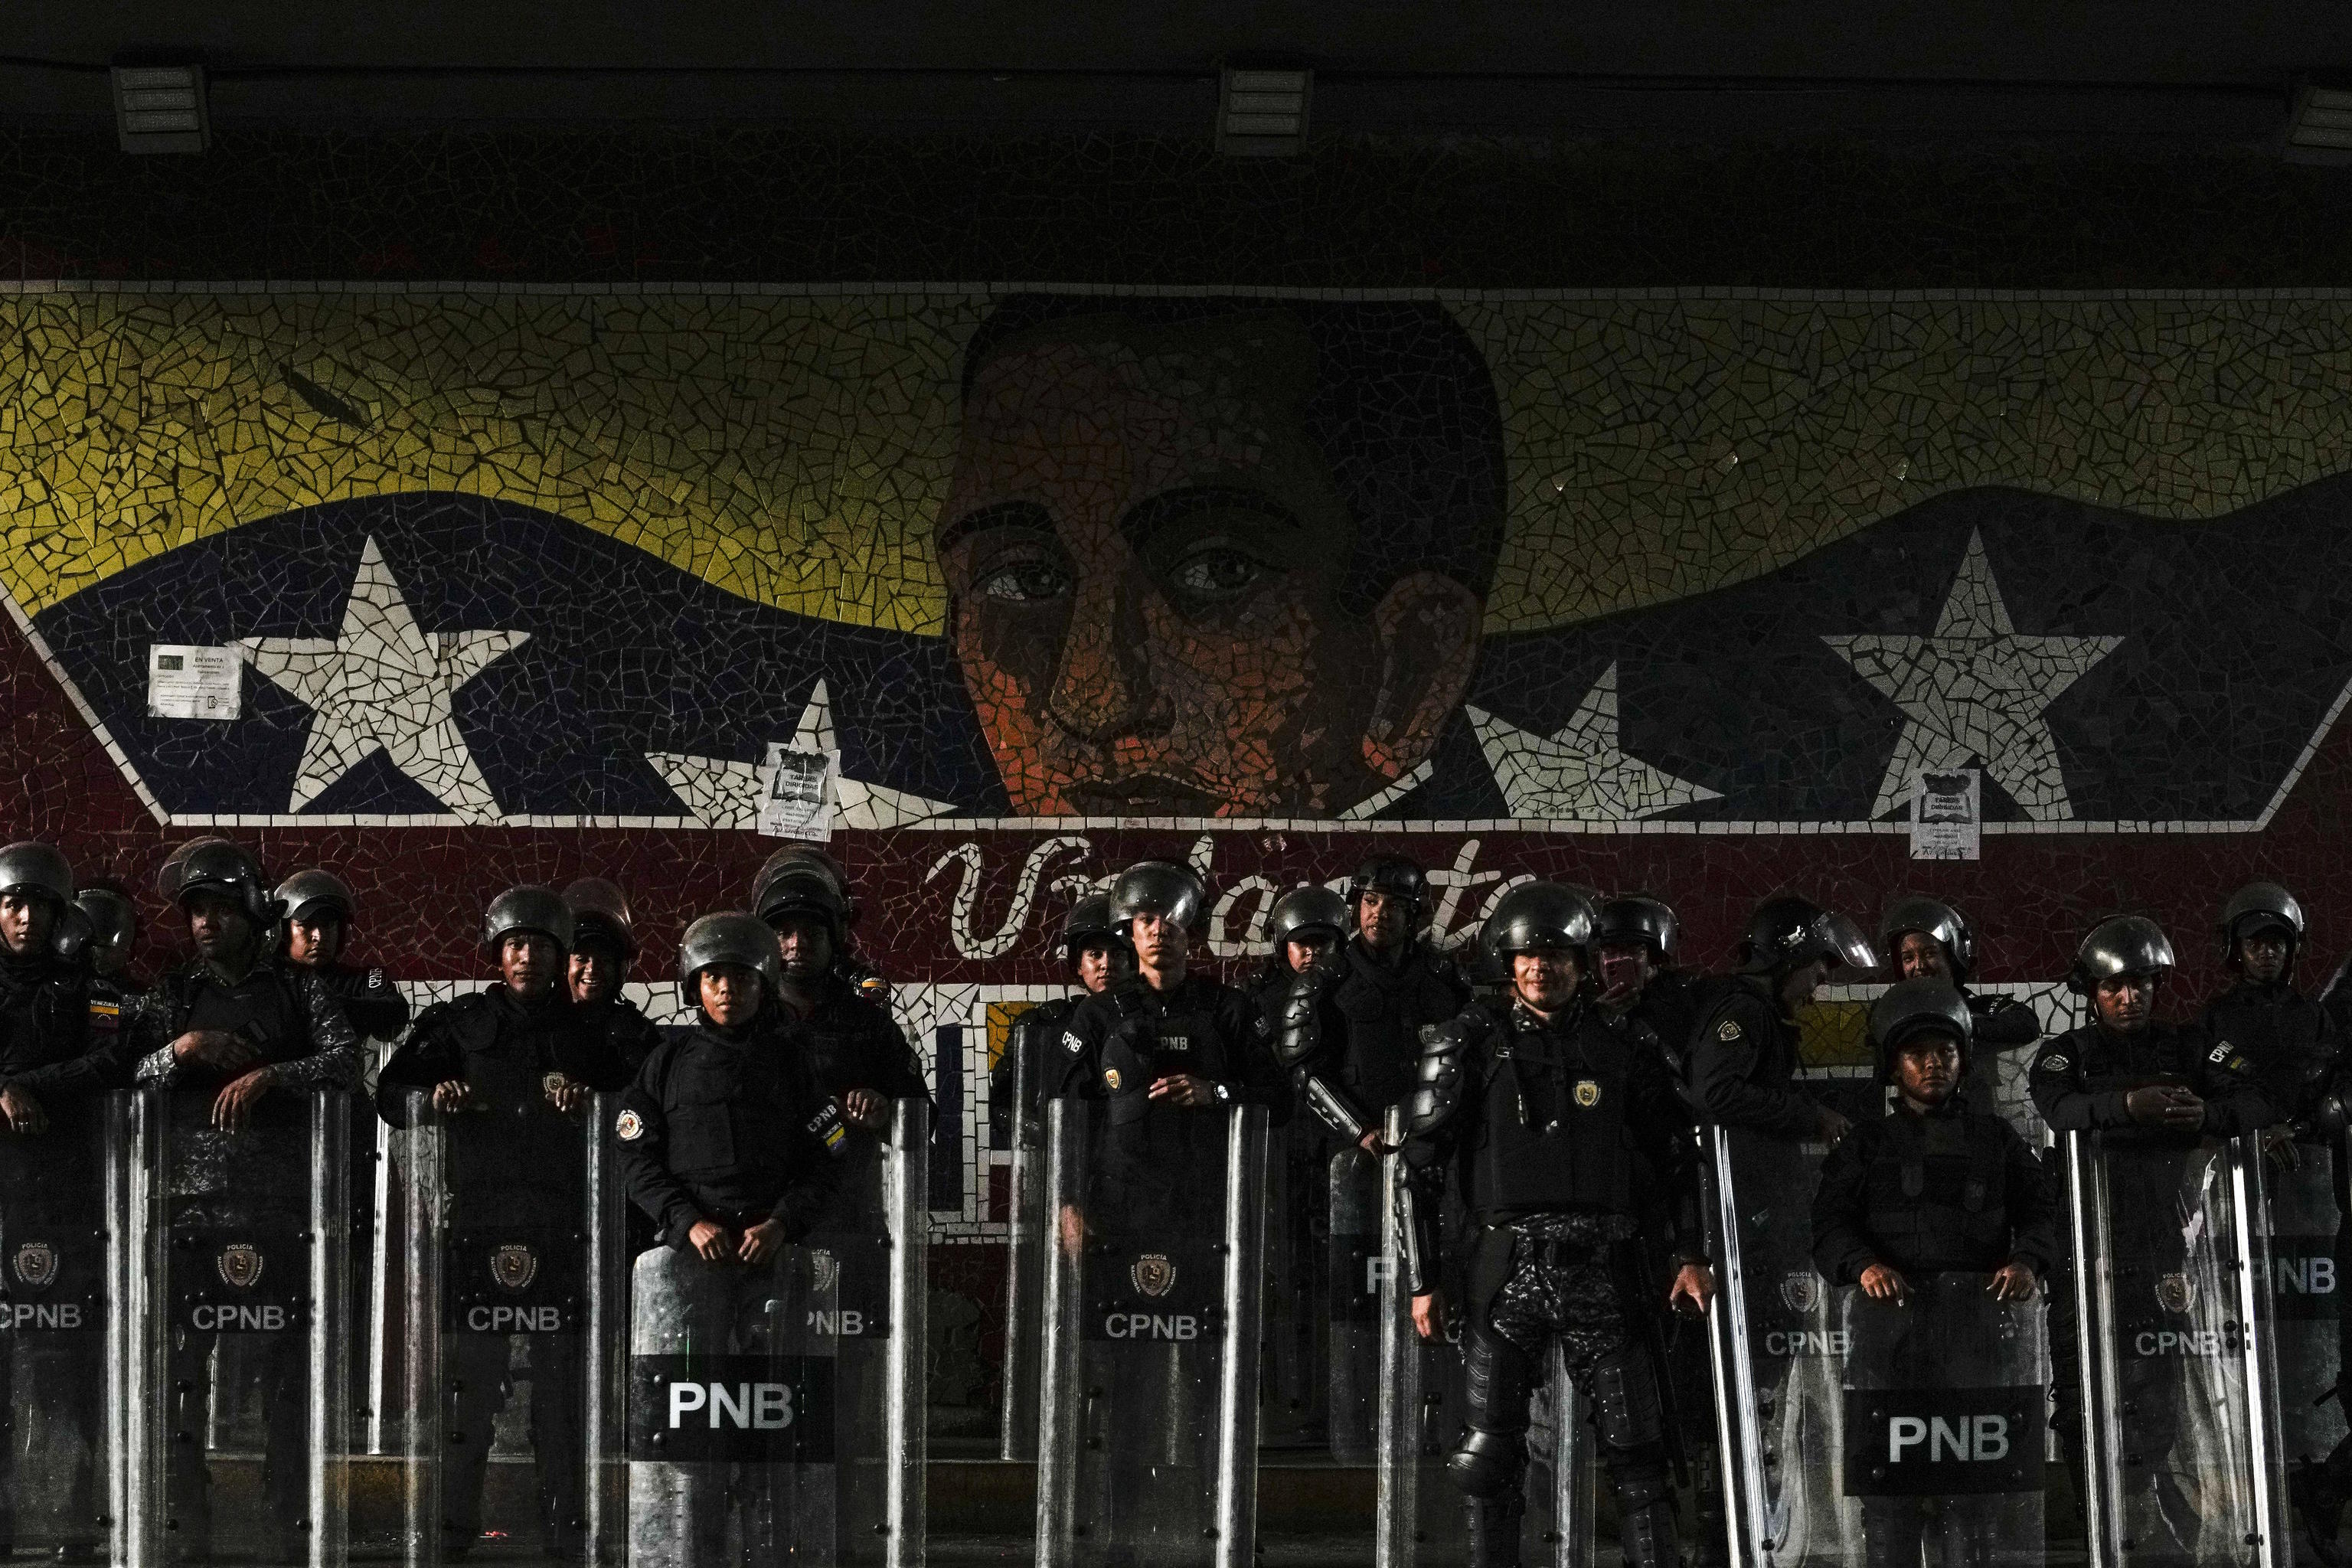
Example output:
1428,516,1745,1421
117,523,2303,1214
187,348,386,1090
2060,1129,2289,1568
1034,1097,1268,1568
395,1087,629,1568
121,1085,349,1568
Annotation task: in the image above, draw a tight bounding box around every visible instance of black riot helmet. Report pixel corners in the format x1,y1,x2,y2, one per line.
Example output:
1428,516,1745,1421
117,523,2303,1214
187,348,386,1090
1867,978,1975,1081
750,847,854,928
1057,893,1119,962
171,839,277,926
1593,894,1678,964
1266,884,1351,950
1734,894,1877,977
1879,894,1976,984
2218,881,2304,975
1108,861,1208,936
753,862,848,949
2069,915,2176,997
564,877,639,962
275,868,355,930
0,842,73,909
678,911,785,999
1348,855,1430,930
1481,882,1600,963
481,885,574,960
73,884,138,972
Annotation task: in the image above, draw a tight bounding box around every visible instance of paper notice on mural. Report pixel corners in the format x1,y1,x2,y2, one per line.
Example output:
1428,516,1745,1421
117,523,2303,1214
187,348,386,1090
758,743,837,841
145,645,243,720
1909,768,1981,861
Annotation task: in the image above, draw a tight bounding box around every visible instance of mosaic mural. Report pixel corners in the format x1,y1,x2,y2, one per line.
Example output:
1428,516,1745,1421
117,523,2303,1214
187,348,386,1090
8,282,2352,1244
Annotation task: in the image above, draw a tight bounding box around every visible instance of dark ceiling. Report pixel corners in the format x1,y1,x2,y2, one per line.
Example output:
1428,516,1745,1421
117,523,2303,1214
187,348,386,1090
6,4,2349,144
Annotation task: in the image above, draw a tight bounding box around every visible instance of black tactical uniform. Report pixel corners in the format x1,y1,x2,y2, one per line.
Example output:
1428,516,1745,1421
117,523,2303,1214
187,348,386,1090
122,866,358,1563
2200,882,2334,1125
1815,980,2056,1568
0,844,122,1560
1401,884,1704,1568
377,960,634,1560
1274,932,1468,1145
2030,916,2272,1544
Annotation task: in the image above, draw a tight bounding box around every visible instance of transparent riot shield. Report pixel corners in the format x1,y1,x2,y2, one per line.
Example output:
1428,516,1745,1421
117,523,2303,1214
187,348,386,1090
1832,1272,2047,1566
800,1099,927,1566
1704,1124,1840,1568
1331,1145,1382,1465
1001,1017,1048,1462
1035,1098,1268,1568
2244,1129,2348,1501
1371,1129,1594,1567
2061,1130,2288,1568
626,1242,836,1566
0,1091,128,1563
122,1085,348,1568
396,1088,629,1568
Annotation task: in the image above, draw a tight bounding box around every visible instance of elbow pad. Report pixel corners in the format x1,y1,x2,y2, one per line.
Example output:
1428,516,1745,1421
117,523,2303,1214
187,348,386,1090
1394,1169,1443,1297
1406,1008,1488,1141
1271,972,1328,1069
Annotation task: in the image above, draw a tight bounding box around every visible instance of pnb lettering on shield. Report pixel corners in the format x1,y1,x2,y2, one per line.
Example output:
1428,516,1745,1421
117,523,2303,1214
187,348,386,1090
668,1381,794,1430
1887,1414,2011,1464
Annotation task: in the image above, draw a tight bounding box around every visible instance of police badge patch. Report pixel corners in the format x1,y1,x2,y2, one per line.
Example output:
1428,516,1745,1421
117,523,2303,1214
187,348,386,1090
491,1244,537,1292
85,1000,118,1034
2039,1054,2069,1075
1103,1068,1122,1091
1780,1271,1821,1313
1716,1019,1743,1041
614,1109,643,1142
1131,1253,1177,1298
2158,1272,2196,1312
217,1244,263,1290
1573,1080,1601,1108
12,1241,56,1289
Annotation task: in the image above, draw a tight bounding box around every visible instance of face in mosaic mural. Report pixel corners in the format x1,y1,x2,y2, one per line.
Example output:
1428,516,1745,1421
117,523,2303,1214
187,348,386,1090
936,296,1505,818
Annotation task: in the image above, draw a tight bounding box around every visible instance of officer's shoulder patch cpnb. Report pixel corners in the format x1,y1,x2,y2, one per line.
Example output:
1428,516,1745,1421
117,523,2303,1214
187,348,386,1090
1062,1030,1085,1056
2207,1041,2233,1064
614,1109,644,1142
1715,1018,1743,1042
367,967,387,991
2037,1054,2071,1076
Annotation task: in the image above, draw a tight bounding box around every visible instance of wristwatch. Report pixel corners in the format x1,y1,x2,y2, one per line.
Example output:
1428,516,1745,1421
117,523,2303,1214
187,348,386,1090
1212,1082,1232,1105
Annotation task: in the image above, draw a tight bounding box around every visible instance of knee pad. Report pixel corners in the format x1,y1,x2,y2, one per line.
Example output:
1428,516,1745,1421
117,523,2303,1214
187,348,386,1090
1592,1346,1665,1452
1447,1425,1527,1501
1606,1444,1676,1511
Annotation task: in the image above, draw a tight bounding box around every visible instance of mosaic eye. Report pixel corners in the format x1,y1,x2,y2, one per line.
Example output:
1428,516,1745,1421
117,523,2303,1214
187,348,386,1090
1167,542,1270,605
975,557,1072,603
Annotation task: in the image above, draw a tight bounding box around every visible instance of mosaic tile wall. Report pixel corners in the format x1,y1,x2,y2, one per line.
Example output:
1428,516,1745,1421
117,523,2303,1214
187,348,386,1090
8,119,2352,1393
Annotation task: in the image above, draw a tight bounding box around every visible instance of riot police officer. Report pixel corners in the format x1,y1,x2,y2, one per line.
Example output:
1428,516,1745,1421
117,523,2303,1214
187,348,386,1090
1005,893,1126,1121
121,839,359,1563
276,868,410,1045
754,861,927,1132
1400,882,1713,1568
70,881,139,995
1879,894,2042,1112
1684,893,1877,1142
616,912,847,1565
1060,861,1288,1134
2200,881,2333,1124
1256,883,1348,988
749,844,890,998
2031,915,2272,1550
563,877,661,1076
0,844,119,1561
1272,858,1468,1155
1811,979,2056,1566
377,887,633,1561
1594,894,1698,1057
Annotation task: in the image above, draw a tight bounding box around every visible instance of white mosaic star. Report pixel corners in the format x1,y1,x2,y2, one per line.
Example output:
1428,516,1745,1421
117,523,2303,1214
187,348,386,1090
1824,529,2122,822
241,536,528,821
647,676,958,830
1468,662,1720,820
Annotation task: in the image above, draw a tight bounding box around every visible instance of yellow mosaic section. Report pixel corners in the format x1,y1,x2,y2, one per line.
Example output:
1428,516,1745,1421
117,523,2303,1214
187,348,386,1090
986,999,1039,1073
0,289,990,628
1797,998,1874,1070
1455,296,2352,634
10,290,2352,633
